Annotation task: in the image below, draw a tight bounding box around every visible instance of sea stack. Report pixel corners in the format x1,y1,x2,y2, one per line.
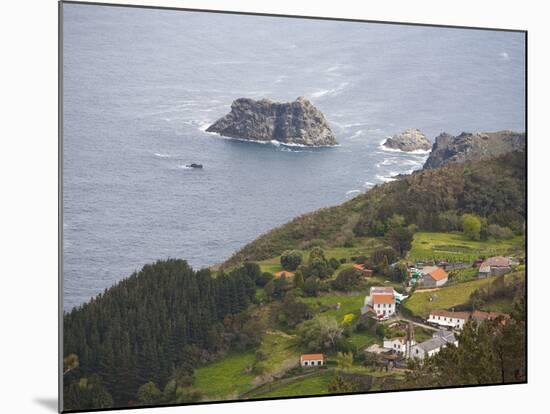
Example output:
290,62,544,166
423,130,526,169
206,97,338,146
383,128,432,152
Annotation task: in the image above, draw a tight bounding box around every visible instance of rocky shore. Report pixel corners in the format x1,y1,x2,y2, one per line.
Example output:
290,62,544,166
383,128,432,152
423,130,525,169
206,97,337,146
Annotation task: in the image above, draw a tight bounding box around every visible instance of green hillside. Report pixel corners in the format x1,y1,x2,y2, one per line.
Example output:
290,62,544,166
224,151,525,268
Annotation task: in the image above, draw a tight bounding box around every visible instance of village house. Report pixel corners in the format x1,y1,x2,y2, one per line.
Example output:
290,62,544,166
427,309,510,330
383,337,417,358
427,310,470,330
478,256,513,278
410,330,458,361
471,310,511,325
420,266,449,288
274,270,294,279
353,263,373,277
300,353,325,367
361,286,396,318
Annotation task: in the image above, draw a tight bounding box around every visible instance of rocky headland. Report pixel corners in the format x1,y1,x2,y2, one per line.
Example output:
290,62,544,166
206,97,337,146
423,130,525,169
383,128,432,152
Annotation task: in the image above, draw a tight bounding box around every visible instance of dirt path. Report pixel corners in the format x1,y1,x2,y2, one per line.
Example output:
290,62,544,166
265,329,295,339
414,287,441,293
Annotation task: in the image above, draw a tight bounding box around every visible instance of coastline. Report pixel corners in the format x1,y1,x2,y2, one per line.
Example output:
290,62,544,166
202,128,341,148
378,137,432,155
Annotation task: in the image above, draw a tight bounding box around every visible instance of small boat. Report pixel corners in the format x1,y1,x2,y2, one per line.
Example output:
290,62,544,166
186,163,203,169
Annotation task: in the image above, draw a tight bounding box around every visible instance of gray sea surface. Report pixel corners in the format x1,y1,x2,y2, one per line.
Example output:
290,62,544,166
62,4,525,310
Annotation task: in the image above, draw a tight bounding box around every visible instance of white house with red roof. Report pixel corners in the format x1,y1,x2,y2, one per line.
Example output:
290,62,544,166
300,354,325,367
427,310,470,330
427,309,510,330
361,286,396,318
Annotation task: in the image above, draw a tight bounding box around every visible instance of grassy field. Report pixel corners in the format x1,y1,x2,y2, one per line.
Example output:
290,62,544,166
300,293,365,321
252,371,333,398
256,332,299,374
347,330,380,349
194,352,256,399
408,232,524,263
404,271,524,318
402,277,495,318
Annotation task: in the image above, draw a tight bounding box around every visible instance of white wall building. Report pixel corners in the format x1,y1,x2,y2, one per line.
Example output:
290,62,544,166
300,354,325,367
411,330,458,361
362,286,396,317
427,310,470,330
383,337,416,358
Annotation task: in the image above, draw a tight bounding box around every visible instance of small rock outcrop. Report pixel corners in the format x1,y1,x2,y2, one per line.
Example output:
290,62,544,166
423,130,525,169
383,128,432,152
206,97,337,146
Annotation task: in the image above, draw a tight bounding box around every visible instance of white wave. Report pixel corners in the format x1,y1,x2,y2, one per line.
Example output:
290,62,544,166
376,171,401,183
378,158,398,167
207,133,339,148
364,181,375,188
344,122,369,128
154,153,173,158
376,174,396,182
178,165,193,170
346,189,361,196
349,130,364,140
198,122,213,132
311,82,349,99
280,146,310,153
500,51,509,60
326,65,342,73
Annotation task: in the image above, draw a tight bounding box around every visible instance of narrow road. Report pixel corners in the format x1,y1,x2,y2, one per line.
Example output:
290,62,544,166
393,314,439,331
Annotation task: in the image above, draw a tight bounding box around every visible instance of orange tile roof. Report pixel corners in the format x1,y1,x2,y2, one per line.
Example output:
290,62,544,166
428,267,448,281
373,294,395,305
480,256,512,268
430,309,470,320
471,310,510,321
301,354,324,361
274,270,294,278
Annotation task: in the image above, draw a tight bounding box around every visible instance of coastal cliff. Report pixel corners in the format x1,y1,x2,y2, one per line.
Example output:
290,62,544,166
206,97,337,146
423,130,525,169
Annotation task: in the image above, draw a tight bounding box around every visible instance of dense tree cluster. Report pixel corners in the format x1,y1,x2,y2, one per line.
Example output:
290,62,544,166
467,272,525,311
280,250,302,271
63,259,258,410
353,152,525,237
331,268,363,291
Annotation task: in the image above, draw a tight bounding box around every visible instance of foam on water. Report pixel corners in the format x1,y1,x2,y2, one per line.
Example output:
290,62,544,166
62,5,525,310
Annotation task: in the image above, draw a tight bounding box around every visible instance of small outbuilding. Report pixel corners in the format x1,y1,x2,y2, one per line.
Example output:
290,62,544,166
421,266,449,288
478,256,513,278
300,353,325,367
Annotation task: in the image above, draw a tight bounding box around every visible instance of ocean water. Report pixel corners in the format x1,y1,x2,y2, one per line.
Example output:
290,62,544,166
62,4,525,311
